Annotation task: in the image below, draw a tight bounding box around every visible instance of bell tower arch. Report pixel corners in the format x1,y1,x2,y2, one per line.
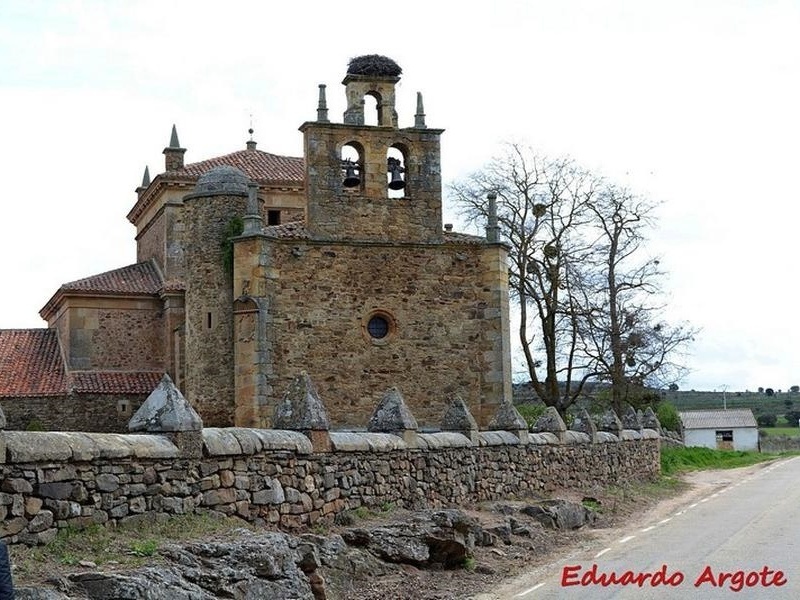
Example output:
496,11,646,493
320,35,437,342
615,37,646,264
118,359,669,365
299,55,444,243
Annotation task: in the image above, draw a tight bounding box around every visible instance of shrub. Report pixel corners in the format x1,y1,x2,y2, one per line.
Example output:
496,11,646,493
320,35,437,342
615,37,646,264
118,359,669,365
656,401,680,432
515,403,547,428
756,413,777,427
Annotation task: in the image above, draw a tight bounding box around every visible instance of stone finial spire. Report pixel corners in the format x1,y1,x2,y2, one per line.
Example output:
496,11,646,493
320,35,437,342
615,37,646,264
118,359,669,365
440,395,479,442
414,92,426,128
246,127,257,152
488,401,529,443
169,125,180,147
163,124,187,171
136,166,151,197
486,192,500,242
242,182,264,235
368,387,418,447
317,84,329,123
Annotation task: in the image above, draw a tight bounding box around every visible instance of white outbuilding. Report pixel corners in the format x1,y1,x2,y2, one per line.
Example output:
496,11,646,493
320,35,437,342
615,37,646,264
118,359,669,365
679,409,759,451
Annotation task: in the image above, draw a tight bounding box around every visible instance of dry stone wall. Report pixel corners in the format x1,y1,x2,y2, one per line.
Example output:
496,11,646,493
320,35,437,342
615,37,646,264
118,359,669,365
0,426,659,546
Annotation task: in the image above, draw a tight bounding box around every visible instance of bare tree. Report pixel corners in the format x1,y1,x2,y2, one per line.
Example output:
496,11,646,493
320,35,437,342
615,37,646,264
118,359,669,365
579,185,695,413
450,144,694,416
450,144,600,415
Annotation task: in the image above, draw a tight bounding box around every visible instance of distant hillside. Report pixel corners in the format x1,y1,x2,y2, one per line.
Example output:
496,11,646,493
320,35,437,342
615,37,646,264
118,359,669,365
513,383,799,417
665,390,797,415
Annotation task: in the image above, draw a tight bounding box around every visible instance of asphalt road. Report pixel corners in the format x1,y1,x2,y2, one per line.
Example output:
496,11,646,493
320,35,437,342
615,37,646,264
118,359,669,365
476,456,800,600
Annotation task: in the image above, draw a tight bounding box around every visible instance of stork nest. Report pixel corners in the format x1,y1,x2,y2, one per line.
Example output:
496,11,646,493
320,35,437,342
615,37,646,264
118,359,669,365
347,55,402,77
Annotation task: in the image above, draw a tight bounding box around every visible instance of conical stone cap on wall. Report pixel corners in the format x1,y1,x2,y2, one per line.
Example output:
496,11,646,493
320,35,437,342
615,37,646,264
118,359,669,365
368,387,418,433
641,406,662,433
598,409,623,436
488,402,527,431
532,406,566,434
570,408,598,439
440,396,478,432
622,405,643,431
128,374,203,432
273,372,330,431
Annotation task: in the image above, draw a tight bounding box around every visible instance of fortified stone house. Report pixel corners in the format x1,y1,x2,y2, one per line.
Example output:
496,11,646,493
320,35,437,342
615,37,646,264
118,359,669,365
0,56,512,431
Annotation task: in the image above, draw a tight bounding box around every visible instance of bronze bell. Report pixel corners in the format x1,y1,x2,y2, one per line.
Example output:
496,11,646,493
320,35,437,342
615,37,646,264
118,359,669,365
342,160,360,188
387,157,406,190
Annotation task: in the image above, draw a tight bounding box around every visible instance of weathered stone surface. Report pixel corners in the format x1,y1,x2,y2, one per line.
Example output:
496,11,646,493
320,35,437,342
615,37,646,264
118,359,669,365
521,499,596,530
621,405,643,431
487,403,527,441
597,409,623,436
128,375,203,433
367,388,418,433
440,396,478,438
341,509,477,568
202,429,243,456
531,407,566,435
252,429,314,454
563,430,591,444
478,431,523,446
417,432,472,449
5,432,73,463
570,408,597,440
273,372,330,431
641,407,662,434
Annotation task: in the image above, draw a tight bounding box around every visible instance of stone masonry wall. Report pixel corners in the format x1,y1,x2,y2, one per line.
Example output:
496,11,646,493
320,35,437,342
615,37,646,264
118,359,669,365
1,394,148,433
301,122,444,243
234,239,511,428
0,428,660,546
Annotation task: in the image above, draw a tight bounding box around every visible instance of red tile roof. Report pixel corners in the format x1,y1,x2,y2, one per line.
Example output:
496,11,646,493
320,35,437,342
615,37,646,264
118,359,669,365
60,261,162,295
70,371,162,395
0,329,67,397
263,221,310,239
177,149,304,183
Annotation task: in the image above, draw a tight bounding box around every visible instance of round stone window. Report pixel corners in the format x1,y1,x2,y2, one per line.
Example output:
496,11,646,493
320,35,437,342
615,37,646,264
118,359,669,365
367,315,390,339
363,310,396,344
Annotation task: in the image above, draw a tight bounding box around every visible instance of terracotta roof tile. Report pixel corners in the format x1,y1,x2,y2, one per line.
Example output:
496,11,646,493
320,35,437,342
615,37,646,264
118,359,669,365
70,371,162,395
263,221,310,239
0,329,67,397
61,261,162,295
177,149,304,183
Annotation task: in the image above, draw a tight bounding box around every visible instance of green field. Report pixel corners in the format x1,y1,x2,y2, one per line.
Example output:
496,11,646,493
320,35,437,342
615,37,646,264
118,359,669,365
760,427,800,438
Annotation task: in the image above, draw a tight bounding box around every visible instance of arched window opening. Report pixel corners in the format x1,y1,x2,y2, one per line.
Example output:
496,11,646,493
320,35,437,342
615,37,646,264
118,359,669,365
387,146,407,198
341,142,363,191
364,92,382,126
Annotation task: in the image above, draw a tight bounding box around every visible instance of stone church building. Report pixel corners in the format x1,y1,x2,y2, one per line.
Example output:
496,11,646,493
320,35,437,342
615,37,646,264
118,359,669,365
0,56,512,432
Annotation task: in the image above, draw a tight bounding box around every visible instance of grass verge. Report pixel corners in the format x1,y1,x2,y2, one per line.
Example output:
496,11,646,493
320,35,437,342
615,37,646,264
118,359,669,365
660,446,791,476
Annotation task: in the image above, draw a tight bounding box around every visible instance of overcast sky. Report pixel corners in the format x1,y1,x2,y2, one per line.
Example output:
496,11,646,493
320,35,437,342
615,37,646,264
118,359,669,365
1,0,798,393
